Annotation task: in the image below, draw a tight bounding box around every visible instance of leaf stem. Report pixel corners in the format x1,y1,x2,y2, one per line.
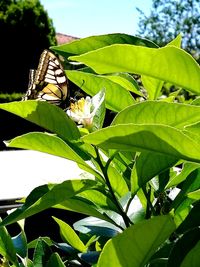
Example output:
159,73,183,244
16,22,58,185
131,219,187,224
95,147,132,228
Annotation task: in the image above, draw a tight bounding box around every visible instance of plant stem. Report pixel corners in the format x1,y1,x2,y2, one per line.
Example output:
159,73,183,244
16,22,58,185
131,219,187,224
95,147,132,228
142,186,156,218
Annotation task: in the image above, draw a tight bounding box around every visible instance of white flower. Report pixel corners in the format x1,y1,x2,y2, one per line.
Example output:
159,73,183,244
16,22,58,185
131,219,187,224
66,97,94,129
66,90,105,131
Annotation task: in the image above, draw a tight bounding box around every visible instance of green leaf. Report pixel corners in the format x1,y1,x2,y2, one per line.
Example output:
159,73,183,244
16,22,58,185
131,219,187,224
52,217,87,252
131,152,178,195
51,33,158,57
187,189,200,200
1,179,96,226
70,45,200,95
12,230,27,259
79,189,118,212
74,216,119,237
6,132,100,179
140,34,182,100
0,101,80,141
90,89,106,131
97,215,176,267
33,238,52,267
82,124,200,163
172,168,200,210
54,198,111,222
141,76,164,100
168,227,200,267
176,202,200,234
173,169,200,226
104,72,143,96
107,165,129,197
166,162,200,189
112,101,200,130
180,240,200,267
67,70,134,112
0,220,18,266
46,252,65,267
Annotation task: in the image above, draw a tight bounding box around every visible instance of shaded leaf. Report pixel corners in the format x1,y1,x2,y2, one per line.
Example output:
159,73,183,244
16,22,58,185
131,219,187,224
53,217,87,252
46,252,65,267
1,179,96,226
0,101,80,141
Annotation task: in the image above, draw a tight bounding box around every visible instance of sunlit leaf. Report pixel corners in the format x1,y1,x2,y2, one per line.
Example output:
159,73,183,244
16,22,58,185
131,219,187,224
6,132,101,179
70,45,200,95
112,101,200,130
82,124,200,164
67,70,134,112
51,33,158,57
97,215,176,267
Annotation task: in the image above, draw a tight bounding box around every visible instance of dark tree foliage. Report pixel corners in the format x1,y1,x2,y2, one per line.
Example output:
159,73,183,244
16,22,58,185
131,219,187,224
137,0,200,60
0,0,57,93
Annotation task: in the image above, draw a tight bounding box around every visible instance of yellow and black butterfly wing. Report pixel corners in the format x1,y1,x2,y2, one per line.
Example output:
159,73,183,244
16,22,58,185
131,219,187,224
22,69,37,101
22,50,69,107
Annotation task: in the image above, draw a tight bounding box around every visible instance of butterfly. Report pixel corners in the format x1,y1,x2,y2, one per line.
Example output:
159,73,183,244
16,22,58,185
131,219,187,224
22,49,69,108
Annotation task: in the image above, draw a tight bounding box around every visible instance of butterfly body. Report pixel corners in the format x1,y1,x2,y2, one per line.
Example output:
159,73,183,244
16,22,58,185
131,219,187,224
22,50,69,108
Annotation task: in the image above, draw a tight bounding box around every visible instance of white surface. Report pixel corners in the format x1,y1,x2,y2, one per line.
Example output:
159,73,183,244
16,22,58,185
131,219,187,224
0,150,83,199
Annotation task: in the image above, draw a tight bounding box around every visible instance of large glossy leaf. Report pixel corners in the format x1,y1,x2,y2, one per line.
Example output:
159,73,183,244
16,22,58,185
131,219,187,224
70,45,200,95
51,33,158,58
6,132,101,179
0,101,80,141
97,215,176,267
53,217,87,252
67,70,134,112
1,179,96,226
82,124,200,163
112,101,200,129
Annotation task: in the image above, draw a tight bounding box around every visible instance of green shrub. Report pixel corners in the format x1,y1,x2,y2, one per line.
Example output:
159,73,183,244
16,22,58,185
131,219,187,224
0,93,23,103
0,0,56,94
0,33,200,266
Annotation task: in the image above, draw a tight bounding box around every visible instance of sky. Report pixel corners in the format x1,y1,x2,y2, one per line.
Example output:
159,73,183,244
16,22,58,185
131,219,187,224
40,0,152,38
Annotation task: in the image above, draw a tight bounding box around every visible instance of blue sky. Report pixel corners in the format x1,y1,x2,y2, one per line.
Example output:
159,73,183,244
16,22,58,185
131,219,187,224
40,0,152,38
